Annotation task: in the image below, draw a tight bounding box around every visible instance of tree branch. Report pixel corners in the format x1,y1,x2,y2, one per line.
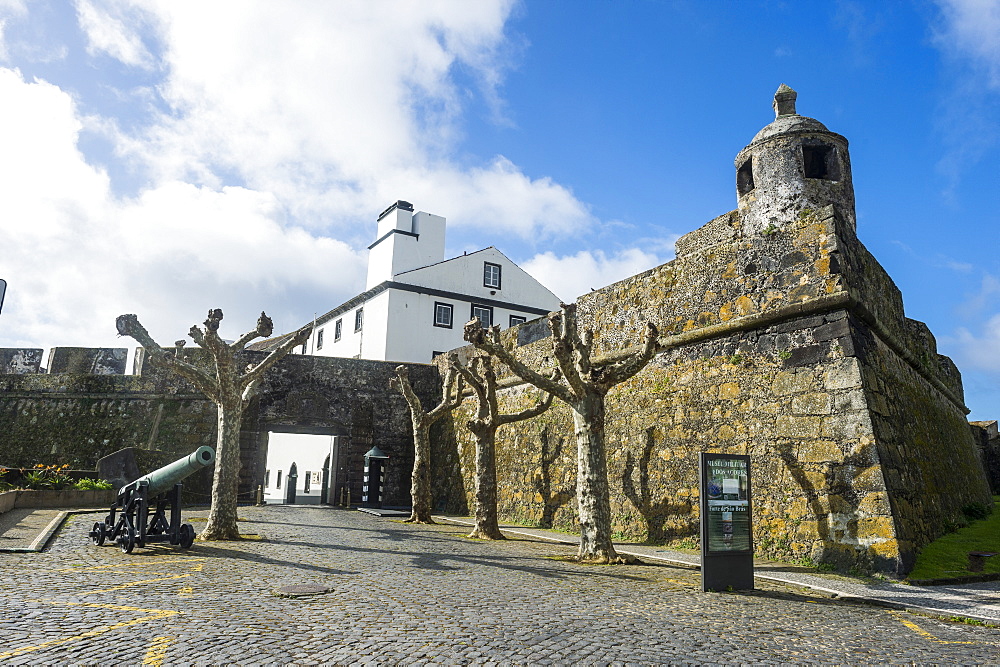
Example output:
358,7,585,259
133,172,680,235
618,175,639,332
547,308,587,399
116,314,219,400
427,365,464,422
240,323,312,402
232,311,275,351
497,378,555,425
600,322,661,387
464,319,575,405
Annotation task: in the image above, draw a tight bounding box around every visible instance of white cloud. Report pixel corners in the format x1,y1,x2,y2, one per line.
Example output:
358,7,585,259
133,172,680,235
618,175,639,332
75,0,153,69
0,67,364,350
522,246,669,304
934,0,1000,89
105,1,585,241
951,313,1000,372
0,1,26,61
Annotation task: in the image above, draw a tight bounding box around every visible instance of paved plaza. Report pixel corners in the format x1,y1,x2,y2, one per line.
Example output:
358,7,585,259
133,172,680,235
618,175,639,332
0,505,997,665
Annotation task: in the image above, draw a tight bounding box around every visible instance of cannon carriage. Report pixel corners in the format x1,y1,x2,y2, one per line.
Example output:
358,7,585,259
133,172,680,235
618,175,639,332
89,446,215,553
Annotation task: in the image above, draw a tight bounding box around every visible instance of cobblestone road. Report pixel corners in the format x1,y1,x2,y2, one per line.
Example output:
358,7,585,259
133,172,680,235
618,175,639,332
0,506,997,665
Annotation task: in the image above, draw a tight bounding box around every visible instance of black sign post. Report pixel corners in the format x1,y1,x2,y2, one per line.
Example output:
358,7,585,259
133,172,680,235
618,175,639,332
699,452,754,591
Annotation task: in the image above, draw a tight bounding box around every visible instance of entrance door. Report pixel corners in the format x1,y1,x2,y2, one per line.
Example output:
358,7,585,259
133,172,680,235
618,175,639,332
263,432,336,505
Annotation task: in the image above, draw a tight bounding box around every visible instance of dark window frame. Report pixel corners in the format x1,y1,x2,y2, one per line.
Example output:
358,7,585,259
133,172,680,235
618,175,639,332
354,308,364,332
471,303,494,328
483,262,502,289
334,318,342,341
433,302,454,328
316,329,324,350
509,315,527,328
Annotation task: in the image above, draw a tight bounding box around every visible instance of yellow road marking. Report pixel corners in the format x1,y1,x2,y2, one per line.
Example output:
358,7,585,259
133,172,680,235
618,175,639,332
56,558,205,573
0,602,180,661
178,586,193,598
143,635,173,666
888,610,977,645
86,573,193,594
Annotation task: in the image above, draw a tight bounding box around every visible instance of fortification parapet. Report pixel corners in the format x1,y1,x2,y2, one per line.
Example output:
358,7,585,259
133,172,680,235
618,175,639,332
48,348,127,375
0,349,43,374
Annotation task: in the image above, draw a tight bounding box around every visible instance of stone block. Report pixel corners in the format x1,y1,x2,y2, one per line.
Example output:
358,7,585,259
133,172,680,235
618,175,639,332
798,439,842,463
48,348,127,375
792,392,832,415
857,516,897,541
775,415,822,439
823,358,862,390
0,349,43,374
813,318,850,342
772,369,815,396
784,344,824,367
821,411,873,440
718,382,741,400
857,492,891,515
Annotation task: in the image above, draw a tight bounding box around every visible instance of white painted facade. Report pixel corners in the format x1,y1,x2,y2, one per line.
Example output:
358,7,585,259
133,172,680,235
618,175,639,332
303,201,562,363
263,432,337,504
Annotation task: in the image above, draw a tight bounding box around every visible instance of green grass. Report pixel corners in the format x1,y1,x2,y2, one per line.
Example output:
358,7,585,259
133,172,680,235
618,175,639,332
908,496,1000,581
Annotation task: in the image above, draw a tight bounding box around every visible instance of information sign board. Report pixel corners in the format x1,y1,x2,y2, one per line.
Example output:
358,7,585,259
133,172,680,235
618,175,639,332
699,452,754,590
702,454,752,553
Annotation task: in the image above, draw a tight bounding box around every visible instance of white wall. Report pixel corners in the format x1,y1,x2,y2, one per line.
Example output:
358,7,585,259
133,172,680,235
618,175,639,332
263,432,336,504
394,247,561,309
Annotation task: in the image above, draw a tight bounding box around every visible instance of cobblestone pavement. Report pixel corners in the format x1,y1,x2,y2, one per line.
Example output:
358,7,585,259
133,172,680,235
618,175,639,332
0,506,997,665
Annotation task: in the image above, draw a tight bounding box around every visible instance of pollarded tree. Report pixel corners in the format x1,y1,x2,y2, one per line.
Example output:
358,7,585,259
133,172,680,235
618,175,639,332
116,309,311,540
390,364,464,524
450,352,555,540
464,303,659,563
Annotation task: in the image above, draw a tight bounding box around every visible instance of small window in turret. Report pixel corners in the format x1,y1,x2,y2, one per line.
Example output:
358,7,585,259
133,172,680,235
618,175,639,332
737,159,755,195
802,144,841,181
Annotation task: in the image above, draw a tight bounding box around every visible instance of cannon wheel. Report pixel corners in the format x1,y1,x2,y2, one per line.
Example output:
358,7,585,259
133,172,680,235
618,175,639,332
90,522,106,546
119,527,136,554
179,523,195,549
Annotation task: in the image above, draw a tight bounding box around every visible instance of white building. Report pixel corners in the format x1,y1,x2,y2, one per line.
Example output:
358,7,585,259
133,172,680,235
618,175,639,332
303,200,561,363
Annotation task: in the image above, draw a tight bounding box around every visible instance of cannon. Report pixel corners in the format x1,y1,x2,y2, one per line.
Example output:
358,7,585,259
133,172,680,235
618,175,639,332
89,446,215,554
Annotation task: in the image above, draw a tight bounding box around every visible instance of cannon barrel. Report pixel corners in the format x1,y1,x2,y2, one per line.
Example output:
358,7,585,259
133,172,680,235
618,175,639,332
118,446,215,499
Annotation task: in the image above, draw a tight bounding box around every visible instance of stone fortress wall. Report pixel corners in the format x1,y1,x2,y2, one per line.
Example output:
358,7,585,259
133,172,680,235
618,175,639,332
0,346,441,508
439,87,995,575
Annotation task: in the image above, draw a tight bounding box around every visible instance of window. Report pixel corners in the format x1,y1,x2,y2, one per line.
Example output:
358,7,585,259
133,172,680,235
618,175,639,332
484,262,502,289
304,472,311,493
334,318,342,341
736,159,754,196
509,315,527,328
434,302,453,328
316,329,324,350
354,308,364,332
300,343,307,355
471,304,493,327
276,470,282,489
265,470,270,488
802,143,841,180
432,351,443,360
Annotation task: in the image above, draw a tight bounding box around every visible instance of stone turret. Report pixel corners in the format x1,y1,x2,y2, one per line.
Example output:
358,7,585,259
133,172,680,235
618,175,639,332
735,85,855,237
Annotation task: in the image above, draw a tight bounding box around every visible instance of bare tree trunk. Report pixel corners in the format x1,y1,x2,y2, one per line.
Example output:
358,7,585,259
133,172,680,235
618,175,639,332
201,404,244,540
572,400,617,561
451,353,553,540
468,423,504,540
408,417,435,524
391,365,463,525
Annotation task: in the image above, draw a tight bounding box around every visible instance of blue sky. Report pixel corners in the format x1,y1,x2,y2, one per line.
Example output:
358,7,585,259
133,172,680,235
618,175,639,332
0,1,997,419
